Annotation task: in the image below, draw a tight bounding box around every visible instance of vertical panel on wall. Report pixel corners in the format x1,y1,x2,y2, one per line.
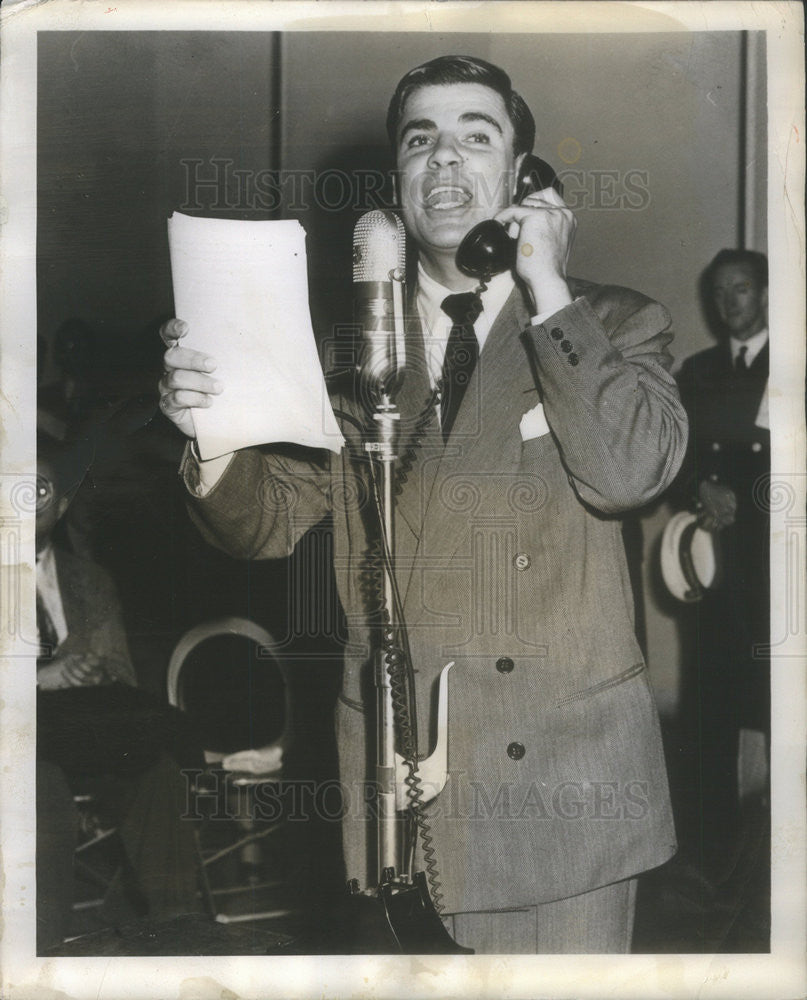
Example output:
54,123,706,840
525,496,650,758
38,32,160,349
490,31,745,367
153,32,280,221
743,31,768,253
37,31,280,381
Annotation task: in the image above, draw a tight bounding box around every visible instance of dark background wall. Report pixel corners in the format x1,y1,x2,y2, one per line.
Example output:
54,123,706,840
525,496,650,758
38,32,279,378
37,29,766,714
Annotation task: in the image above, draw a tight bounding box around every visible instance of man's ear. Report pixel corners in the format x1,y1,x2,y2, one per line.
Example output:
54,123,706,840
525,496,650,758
761,286,769,312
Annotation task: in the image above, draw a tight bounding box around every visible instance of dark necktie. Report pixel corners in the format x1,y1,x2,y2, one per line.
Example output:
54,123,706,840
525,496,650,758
735,345,749,372
36,589,59,661
440,292,483,441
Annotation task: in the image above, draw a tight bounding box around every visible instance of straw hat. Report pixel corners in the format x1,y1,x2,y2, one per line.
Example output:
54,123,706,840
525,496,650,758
660,511,720,602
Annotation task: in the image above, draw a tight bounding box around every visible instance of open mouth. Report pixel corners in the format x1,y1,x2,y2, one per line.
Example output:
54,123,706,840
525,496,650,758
424,185,472,210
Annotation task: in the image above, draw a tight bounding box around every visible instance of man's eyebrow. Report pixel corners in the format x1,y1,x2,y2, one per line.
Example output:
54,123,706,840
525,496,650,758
714,278,752,290
399,118,437,141
459,111,503,135
398,112,504,141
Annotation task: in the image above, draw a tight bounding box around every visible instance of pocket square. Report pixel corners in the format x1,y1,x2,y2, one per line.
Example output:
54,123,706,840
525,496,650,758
519,402,551,441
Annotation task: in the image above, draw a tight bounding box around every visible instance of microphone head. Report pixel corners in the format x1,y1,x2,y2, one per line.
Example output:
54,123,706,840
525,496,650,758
353,211,406,282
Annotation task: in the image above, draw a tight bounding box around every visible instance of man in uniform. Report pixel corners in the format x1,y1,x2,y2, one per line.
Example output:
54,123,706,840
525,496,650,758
675,248,770,881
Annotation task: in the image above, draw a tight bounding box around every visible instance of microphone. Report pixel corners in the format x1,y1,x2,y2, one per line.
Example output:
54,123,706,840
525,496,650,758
353,210,406,403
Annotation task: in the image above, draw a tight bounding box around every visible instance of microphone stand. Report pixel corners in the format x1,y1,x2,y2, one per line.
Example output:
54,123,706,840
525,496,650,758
336,266,470,953
342,389,469,955
360,259,408,881
364,392,403,878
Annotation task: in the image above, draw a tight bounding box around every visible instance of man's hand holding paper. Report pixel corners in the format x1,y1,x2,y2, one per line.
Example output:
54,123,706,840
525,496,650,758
159,318,222,439
161,213,344,461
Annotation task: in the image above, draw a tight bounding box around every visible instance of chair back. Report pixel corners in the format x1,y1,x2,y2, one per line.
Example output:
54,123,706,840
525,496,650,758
167,617,291,759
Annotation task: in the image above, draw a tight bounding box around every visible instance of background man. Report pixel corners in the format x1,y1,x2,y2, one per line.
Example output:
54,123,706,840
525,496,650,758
674,248,770,882
159,55,688,953
36,430,201,951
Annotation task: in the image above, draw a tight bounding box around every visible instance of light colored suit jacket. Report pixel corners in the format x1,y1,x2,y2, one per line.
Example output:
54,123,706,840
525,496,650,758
186,278,688,913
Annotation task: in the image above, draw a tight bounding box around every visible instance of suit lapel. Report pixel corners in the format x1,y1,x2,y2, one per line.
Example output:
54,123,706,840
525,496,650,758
404,286,536,620
391,313,442,597
750,340,769,377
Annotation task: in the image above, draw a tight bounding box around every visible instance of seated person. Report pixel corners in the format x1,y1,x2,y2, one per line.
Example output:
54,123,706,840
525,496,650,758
35,430,202,951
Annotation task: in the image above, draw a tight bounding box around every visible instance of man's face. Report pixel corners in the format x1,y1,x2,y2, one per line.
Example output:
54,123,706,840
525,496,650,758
394,82,522,257
711,262,768,340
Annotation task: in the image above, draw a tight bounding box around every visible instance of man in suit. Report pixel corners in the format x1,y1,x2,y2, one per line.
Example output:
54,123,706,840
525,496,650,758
674,249,770,881
35,431,200,950
159,55,688,953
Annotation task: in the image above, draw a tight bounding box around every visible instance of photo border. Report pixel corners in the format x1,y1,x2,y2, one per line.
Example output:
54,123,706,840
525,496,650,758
1,2,804,997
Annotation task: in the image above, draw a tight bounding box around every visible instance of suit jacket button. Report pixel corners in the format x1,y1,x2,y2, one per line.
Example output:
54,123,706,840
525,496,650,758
496,656,515,673
711,441,721,451
752,441,762,453
550,327,563,340
568,353,579,366
507,741,525,760
560,340,572,353
513,552,531,571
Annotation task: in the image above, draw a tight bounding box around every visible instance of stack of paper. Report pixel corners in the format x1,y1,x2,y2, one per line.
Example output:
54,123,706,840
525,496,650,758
167,212,345,460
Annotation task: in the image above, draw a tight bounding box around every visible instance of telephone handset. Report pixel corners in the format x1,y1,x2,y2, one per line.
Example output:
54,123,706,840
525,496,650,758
456,154,563,281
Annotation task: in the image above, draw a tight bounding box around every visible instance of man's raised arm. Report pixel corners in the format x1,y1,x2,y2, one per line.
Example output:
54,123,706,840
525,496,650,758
497,186,688,514
159,319,331,560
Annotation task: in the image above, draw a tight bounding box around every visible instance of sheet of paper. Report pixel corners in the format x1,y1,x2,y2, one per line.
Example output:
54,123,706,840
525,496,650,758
167,212,345,461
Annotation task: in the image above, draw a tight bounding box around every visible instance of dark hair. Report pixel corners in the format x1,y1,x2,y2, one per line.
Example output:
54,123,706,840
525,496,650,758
705,248,769,290
386,55,535,156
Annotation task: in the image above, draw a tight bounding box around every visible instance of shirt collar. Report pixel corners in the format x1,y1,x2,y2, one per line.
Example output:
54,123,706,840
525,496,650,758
36,542,55,574
35,542,69,647
416,261,515,342
730,327,768,367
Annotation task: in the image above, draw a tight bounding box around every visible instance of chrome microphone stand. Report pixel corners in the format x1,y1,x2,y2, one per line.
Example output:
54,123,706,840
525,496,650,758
348,384,470,955
363,391,403,878
342,258,470,954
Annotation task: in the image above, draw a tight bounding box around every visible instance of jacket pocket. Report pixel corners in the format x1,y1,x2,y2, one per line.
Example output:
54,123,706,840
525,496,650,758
337,690,365,713
556,661,646,707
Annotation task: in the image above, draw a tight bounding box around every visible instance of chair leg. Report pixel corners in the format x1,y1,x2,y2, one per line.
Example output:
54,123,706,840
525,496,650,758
193,777,294,923
194,827,218,919
68,824,147,938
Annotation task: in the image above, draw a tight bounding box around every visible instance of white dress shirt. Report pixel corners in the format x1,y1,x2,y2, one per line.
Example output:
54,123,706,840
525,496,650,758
730,327,768,368
36,543,69,647
416,264,515,388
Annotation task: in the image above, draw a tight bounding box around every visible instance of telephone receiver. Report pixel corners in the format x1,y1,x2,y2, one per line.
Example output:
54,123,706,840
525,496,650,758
456,154,563,281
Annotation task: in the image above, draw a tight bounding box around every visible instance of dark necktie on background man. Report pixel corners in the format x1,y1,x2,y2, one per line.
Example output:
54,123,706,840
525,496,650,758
440,292,483,441
36,589,59,662
735,344,749,373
